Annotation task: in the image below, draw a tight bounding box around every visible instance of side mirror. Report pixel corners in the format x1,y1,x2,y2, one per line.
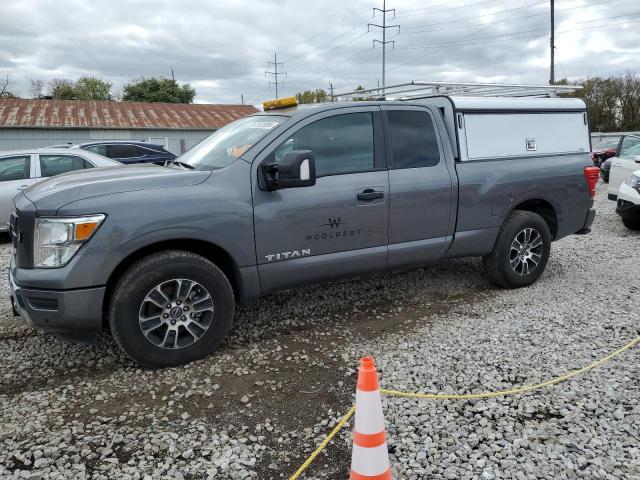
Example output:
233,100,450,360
261,150,316,191
635,155,640,163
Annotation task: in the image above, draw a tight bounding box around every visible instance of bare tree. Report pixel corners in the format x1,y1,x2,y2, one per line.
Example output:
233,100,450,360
0,72,13,98
30,79,44,99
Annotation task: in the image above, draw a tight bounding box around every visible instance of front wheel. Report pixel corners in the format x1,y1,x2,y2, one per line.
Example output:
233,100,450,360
622,217,640,231
109,250,235,367
483,211,552,288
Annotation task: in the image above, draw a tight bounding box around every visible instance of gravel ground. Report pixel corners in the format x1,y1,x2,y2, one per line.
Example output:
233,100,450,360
0,184,638,480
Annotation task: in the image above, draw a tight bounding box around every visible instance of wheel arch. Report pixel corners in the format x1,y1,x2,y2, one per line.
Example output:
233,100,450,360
102,239,241,327
510,197,558,239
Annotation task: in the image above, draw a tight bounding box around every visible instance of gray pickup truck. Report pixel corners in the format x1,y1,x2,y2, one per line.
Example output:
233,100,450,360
9,96,598,367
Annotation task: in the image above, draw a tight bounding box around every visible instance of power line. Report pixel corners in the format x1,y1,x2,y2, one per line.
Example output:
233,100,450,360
399,0,617,34
394,0,502,18
395,11,640,49
390,1,540,72
368,0,400,93
265,53,286,99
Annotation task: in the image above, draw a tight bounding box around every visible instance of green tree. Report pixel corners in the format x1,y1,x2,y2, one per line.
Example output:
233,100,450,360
49,79,76,100
353,85,367,102
571,73,640,132
122,77,196,103
74,76,112,100
295,88,329,104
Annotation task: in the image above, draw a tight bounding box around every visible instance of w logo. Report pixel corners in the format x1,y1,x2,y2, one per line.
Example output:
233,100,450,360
320,217,345,229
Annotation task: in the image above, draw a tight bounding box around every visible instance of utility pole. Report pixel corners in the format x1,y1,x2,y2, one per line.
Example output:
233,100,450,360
265,53,286,99
171,67,175,82
329,81,334,102
549,0,555,85
368,0,400,95
241,93,244,105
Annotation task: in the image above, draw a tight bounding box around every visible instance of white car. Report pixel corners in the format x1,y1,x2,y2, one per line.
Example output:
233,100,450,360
616,169,640,230
607,136,640,200
0,148,120,232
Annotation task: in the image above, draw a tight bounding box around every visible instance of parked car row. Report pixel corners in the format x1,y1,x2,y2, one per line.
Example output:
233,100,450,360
601,134,640,230
0,148,120,231
48,140,176,165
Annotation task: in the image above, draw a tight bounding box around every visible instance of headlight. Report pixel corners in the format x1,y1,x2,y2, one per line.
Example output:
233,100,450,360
624,173,640,190
34,215,105,268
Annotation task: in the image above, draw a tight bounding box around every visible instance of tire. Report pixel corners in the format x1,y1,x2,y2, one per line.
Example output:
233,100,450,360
482,211,552,289
622,217,640,231
109,250,234,367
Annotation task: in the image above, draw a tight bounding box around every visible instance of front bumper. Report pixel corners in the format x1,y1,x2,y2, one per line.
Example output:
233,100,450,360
615,183,640,221
9,261,105,344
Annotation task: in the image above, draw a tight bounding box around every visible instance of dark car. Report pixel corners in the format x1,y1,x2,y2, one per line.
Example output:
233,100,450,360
72,141,176,165
591,138,619,166
600,157,613,182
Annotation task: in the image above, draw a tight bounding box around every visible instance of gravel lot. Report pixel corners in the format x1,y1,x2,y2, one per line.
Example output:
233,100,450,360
1,185,638,480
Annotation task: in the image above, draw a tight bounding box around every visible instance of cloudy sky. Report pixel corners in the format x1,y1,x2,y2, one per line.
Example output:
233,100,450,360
1,0,639,105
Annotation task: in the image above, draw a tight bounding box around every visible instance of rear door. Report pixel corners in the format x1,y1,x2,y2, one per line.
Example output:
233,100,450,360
0,154,37,229
252,107,389,293
382,105,455,268
37,154,92,178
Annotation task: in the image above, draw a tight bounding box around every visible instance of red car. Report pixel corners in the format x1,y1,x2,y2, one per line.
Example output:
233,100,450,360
591,138,619,166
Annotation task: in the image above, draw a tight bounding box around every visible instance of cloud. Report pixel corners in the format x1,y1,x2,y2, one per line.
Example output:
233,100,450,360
0,0,638,103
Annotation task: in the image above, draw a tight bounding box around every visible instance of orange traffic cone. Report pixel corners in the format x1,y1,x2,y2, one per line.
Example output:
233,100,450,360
350,357,392,480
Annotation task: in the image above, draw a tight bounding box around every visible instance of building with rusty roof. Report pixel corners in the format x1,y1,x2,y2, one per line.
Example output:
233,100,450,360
0,99,258,154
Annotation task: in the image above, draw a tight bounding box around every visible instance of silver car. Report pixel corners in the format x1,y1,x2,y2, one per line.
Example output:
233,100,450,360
0,148,120,232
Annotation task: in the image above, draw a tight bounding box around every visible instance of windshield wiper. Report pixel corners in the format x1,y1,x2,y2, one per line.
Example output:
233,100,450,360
166,159,195,170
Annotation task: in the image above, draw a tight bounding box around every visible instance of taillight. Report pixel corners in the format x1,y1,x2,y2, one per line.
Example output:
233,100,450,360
584,166,599,198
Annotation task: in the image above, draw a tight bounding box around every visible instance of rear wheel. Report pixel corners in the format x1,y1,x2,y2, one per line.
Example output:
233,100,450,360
483,211,551,288
109,250,234,367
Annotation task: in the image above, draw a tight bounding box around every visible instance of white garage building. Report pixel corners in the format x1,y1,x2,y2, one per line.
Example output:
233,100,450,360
0,99,257,155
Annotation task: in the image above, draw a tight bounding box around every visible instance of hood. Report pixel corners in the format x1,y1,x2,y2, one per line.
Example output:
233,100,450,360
24,164,211,214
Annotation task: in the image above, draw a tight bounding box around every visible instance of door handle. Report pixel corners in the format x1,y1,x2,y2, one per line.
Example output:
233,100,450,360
357,189,384,201
17,185,29,190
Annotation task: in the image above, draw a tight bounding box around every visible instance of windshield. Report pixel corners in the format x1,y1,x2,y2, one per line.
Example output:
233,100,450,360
178,115,287,170
620,143,640,158
594,139,618,149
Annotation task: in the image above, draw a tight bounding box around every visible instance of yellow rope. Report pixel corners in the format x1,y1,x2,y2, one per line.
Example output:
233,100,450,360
381,335,640,400
289,405,355,480
289,335,640,480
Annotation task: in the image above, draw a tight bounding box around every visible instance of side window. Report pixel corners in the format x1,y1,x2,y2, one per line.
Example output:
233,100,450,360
387,110,440,169
83,159,95,169
39,155,86,178
274,113,374,177
85,145,107,156
620,136,640,156
107,144,139,159
0,156,30,182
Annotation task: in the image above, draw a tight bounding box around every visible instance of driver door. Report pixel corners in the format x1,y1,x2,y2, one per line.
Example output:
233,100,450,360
252,107,389,294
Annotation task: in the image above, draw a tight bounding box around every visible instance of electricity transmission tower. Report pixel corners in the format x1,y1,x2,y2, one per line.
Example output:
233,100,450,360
265,53,287,99
368,0,399,95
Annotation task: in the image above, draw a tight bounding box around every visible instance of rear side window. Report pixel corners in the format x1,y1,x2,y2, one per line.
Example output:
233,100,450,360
107,144,140,158
0,155,30,182
387,110,440,168
274,112,374,177
84,145,107,156
39,155,88,177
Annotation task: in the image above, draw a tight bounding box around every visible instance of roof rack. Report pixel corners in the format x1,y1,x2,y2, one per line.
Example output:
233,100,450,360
333,81,582,101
